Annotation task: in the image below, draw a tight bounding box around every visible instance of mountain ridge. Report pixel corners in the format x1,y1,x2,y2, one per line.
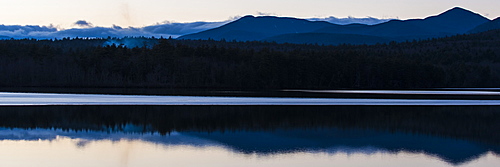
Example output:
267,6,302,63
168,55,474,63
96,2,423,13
179,15,333,41
468,17,500,33
179,7,494,45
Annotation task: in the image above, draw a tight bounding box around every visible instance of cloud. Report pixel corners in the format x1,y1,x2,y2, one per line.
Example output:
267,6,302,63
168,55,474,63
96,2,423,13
112,24,123,30
0,16,393,39
256,11,277,16
0,20,231,39
0,24,57,38
74,20,94,28
307,16,395,25
142,21,229,35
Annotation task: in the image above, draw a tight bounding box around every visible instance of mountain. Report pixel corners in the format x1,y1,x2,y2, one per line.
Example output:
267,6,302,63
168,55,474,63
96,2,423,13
408,7,489,33
179,15,333,41
0,35,10,39
264,33,391,45
468,17,500,33
179,7,491,45
315,7,489,40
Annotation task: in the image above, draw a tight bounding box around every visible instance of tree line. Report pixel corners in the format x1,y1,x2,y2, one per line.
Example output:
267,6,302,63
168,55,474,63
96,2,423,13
1,30,500,89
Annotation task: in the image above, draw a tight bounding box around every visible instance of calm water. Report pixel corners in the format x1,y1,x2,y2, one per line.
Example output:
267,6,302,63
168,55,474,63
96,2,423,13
2,92,500,105
0,105,498,167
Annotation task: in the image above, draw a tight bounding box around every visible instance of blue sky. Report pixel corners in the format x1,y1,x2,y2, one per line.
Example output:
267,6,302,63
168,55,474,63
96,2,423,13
0,0,498,39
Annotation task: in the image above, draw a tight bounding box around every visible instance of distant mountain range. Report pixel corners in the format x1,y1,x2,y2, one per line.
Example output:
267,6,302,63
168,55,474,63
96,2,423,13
468,17,500,33
180,15,335,42
179,7,500,45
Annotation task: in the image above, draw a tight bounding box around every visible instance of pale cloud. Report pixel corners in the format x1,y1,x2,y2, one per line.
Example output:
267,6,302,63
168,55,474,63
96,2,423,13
0,25,57,38
256,11,277,16
0,20,230,39
307,16,395,25
0,16,394,39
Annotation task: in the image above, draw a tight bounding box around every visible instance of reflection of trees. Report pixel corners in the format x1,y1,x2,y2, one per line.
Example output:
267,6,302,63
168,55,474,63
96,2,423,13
0,105,498,145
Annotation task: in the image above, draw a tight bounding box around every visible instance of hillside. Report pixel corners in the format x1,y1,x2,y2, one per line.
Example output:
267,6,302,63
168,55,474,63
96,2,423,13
264,33,391,45
180,7,492,45
468,18,500,33
179,16,333,41
313,7,490,41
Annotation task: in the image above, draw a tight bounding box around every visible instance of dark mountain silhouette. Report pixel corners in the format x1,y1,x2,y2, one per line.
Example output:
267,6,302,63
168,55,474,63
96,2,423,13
264,33,391,45
0,35,10,39
315,7,489,41
179,15,333,41
314,19,441,42
468,17,500,33
407,7,489,33
179,7,490,45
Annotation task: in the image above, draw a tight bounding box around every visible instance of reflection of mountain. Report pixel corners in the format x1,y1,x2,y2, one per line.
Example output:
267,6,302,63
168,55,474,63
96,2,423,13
0,127,497,165
0,128,221,147
183,129,499,165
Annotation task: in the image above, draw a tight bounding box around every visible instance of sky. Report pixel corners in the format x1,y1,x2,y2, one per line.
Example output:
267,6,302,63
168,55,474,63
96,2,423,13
0,0,498,39
1,0,498,28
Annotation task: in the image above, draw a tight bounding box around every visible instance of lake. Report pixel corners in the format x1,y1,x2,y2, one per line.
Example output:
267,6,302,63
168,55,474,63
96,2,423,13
2,91,500,105
0,90,499,166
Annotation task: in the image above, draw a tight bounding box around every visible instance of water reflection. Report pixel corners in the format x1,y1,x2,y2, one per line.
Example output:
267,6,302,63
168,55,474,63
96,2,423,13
0,128,498,167
3,137,493,167
0,105,499,166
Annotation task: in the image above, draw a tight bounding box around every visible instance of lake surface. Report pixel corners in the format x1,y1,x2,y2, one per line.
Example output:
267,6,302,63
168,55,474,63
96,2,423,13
2,92,500,105
0,105,498,167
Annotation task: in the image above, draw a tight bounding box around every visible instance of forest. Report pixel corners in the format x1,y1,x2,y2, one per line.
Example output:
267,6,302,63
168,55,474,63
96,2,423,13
1,30,500,89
